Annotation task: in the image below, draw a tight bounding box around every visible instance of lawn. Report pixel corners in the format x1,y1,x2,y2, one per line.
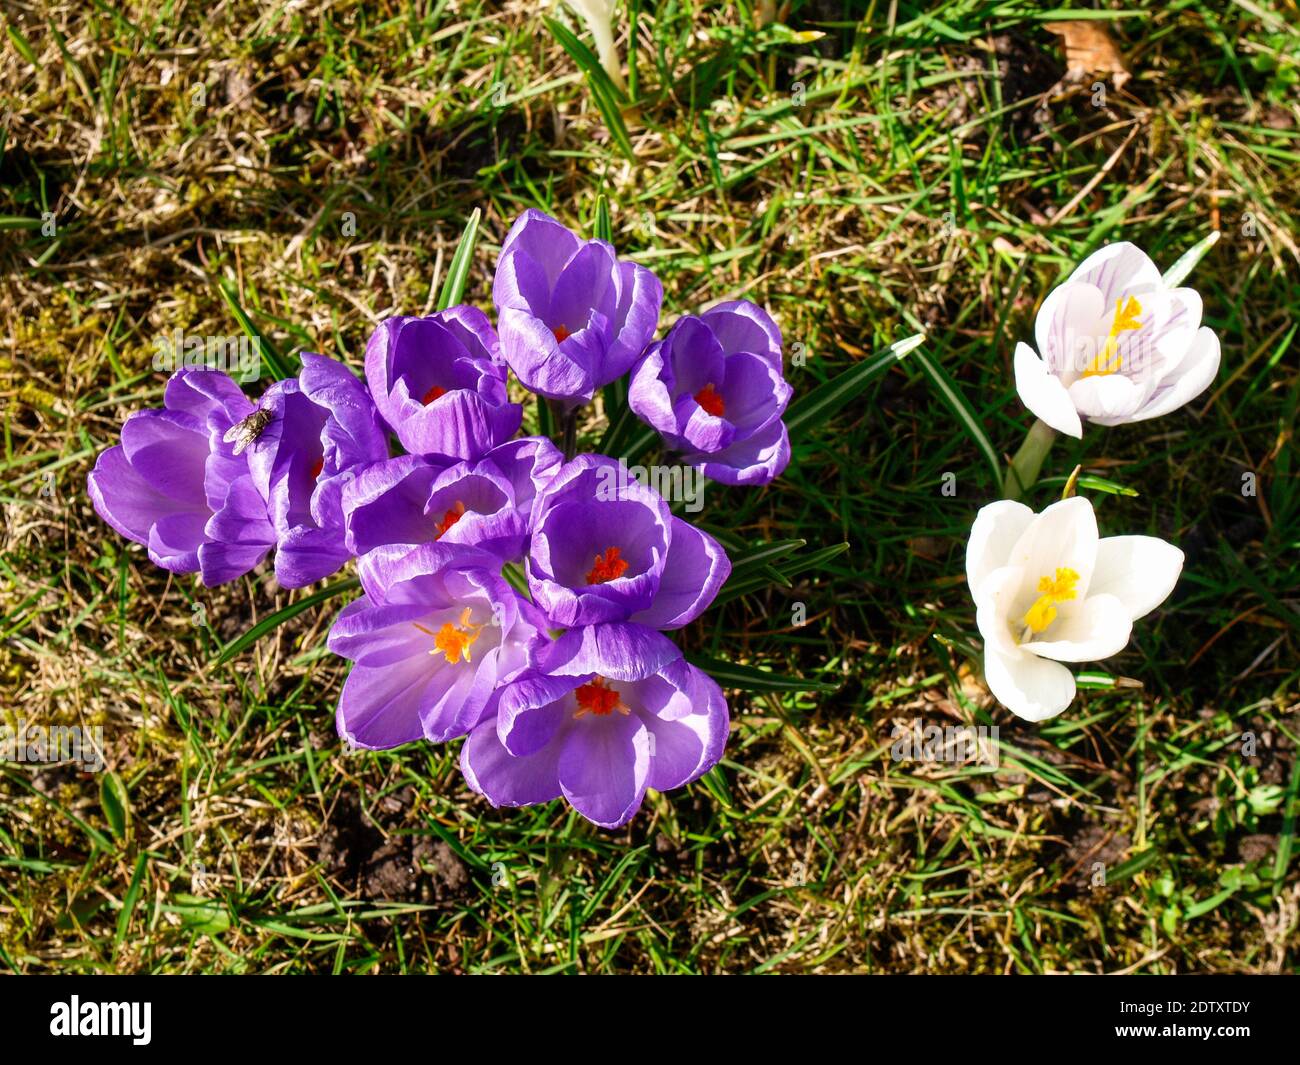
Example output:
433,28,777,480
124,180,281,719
1,0,1297,974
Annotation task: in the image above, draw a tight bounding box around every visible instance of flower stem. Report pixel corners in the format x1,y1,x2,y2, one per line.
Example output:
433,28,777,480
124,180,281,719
553,401,579,461
1003,418,1056,501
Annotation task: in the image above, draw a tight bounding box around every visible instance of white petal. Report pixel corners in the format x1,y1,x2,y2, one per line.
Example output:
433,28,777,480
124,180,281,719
1067,241,1162,303
967,500,1034,600
1130,327,1221,422
1068,373,1146,426
1089,535,1184,620
984,644,1076,722
1014,342,1083,438
974,564,1027,655
1035,283,1105,373
1020,593,1133,662
1006,495,1099,600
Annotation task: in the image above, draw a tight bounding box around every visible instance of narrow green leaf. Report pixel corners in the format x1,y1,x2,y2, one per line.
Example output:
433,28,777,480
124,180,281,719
912,345,1003,483
1105,847,1161,884
687,655,839,693
217,277,294,381
6,23,38,66
785,333,923,439
437,207,482,311
1161,231,1220,289
114,852,149,951
717,542,850,603
0,215,43,230
593,194,613,243
728,538,807,572
215,578,359,666
544,17,635,160
100,770,130,841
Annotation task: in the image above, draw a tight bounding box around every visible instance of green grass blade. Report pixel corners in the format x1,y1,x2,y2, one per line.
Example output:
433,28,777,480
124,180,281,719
785,333,923,439
436,207,482,311
215,578,359,666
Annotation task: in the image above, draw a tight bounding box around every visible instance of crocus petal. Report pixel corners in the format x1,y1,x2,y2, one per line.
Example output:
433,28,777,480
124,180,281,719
630,517,731,629
1005,495,1099,601
558,709,651,829
1128,326,1220,423
148,511,207,572
1019,593,1133,662
461,715,565,809
335,657,440,750
1067,241,1162,304
966,500,1035,601
642,664,729,791
1089,536,1184,621
983,644,1077,722
537,622,683,681
1067,372,1148,426
1014,341,1083,438
701,299,783,367
88,444,190,545
695,418,791,486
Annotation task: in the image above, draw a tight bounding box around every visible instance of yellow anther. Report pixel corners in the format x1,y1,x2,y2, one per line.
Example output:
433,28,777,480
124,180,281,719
1081,295,1142,378
1021,567,1080,636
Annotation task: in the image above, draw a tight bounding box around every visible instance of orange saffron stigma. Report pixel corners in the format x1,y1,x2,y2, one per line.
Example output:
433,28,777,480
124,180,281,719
586,546,628,584
573,677,628,718
413,608,483,665
694,382,725,417
421,385,447,405
308,456,324,480
436,501,466,539
552,324,571,343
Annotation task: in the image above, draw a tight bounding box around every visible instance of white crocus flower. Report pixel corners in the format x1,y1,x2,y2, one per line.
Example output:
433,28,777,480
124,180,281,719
1014,242,1221,438
966,496,1183,722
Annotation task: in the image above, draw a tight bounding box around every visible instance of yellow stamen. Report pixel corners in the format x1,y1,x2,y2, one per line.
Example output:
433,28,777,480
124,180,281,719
413,607,484,664
1021,567,1080,636
1081,295,1142,378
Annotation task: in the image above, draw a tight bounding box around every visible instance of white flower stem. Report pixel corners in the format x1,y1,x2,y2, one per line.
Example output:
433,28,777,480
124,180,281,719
1003,418,1056,501
563,0,627,95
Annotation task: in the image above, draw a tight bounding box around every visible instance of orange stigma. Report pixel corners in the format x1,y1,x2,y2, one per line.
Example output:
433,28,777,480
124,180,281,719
573,677,628,718
694,383,725,417
586,546,628,584
421,385,447,405
414,608,483,665
308,456,324,480
552,324,571,343
436,501,466,539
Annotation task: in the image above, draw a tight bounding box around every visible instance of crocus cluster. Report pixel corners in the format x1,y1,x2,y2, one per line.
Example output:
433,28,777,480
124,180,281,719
90,210,794,828
966,239,1212,722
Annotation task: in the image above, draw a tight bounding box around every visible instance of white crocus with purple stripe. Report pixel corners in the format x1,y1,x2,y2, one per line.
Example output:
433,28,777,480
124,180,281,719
1014,242,1220,438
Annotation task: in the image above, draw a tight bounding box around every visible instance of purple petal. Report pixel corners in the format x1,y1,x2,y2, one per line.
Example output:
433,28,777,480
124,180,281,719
630,517,731,629
558,709,651,829
536,622,683,681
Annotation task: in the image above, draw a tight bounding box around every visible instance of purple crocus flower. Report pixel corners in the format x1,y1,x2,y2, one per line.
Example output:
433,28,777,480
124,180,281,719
364,306,522,463
246,353,389,588
492,209,663,405
87,369,276,585
461,622,729,829
343,436,563,562
526,454,730,628
628,300,792,485
328,542,549,749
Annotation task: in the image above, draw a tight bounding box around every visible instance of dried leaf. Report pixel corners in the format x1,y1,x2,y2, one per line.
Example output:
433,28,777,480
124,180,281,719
1045,21,1130,88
